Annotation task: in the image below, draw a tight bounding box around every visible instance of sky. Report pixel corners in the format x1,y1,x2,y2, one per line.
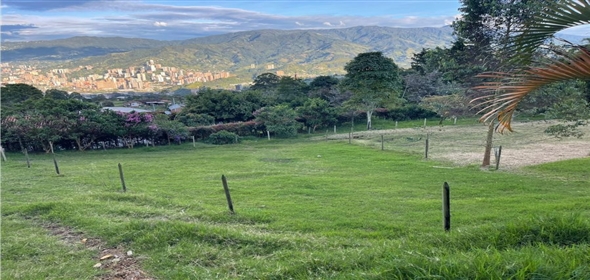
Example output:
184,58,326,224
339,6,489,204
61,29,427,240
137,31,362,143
1,0,588,42
0,0,464,41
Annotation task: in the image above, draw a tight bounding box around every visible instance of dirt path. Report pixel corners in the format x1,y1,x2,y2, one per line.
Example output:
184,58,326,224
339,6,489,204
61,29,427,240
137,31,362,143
317,120,590,168
42,222,153,280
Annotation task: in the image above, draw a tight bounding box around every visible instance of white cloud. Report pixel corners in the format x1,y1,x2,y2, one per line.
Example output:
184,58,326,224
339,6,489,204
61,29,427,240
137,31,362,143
1,2,459,41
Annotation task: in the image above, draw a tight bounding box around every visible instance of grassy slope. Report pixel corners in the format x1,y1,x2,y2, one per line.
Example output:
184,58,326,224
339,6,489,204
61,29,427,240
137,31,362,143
1,137,589,279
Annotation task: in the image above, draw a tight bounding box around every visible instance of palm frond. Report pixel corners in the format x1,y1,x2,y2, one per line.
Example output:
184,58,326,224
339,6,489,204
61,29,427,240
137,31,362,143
473,46,590,132
512,0,590,62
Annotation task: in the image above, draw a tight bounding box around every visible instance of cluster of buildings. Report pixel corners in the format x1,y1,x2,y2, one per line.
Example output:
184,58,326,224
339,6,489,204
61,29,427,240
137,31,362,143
0,60,231,92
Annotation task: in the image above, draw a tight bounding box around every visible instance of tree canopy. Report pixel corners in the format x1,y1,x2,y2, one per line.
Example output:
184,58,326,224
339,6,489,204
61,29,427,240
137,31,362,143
341,52,402,129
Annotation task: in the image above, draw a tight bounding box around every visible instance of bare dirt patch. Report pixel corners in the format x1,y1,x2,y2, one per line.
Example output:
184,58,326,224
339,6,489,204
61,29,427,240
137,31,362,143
41,222,153,280
318,120,590,168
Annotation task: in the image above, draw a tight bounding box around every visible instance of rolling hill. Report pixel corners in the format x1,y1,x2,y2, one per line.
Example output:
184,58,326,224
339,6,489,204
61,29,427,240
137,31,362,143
1,26,455,84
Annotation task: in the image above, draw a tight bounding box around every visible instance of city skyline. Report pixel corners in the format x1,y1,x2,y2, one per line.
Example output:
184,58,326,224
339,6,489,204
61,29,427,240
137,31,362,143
3,0,465,41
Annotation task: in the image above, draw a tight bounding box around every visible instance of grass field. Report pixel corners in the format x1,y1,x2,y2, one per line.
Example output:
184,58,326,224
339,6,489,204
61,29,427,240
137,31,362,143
1,121,590,279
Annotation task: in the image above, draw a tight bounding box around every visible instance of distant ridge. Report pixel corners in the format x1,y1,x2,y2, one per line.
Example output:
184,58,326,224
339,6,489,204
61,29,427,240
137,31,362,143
1,26,454,78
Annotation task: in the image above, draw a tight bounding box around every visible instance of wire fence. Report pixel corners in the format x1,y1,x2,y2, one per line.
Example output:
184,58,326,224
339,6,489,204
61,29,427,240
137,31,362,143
316,121,590,168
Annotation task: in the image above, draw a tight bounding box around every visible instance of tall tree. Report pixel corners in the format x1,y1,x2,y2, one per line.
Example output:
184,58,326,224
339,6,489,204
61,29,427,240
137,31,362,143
297,98,338,132
254,105,299,138
308,75,348,106
276,76,309,107
474,0,590,132
1,84,43,111
453,0,541,167
453,0,538,72
250,73,281,91
183,89,257,123
341,52,402,130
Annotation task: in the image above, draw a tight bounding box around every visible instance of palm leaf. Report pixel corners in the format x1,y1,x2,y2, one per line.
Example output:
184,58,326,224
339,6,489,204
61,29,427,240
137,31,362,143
473,46,590,132
512,0,590,63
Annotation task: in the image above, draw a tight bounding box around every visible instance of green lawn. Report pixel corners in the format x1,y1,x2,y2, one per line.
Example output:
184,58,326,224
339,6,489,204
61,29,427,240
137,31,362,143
1,138,589,279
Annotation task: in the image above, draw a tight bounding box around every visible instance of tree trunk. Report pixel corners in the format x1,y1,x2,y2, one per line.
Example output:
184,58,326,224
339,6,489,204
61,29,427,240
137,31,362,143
41,141,50,153
482,120,495,167
366,110,373,130
75,137,84,151
18,136,31,168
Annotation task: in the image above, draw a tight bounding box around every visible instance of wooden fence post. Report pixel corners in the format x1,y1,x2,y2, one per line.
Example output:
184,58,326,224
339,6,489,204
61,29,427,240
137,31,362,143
221,175,235,214
49,142,60,175
0,145,6,162
267,131,271,141
495,145,502,170
118,163,127,192
192,136,196,147
18,137,30,168
443,182,450,231
381,135,384,151
334,125,337,134
424,133,429,159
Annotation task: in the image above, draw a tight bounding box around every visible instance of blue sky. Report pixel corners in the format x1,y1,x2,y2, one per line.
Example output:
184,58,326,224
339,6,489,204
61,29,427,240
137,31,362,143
1,0,463,41
1,0,588,42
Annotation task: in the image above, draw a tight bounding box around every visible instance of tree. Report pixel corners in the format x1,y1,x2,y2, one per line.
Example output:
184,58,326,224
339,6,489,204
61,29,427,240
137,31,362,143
453,0,539,73
117,111,154,148
69,109,109,151
182,89,257,123
403,70,447,103
155,114,189,145
297,98,338,132
45,89,69,100
250,73,281,91
254,105,299,138
276,76,309,107
1,84,43,110
453,0,542,167
474,1,590,132
341,52,402,130
309,75,339,91
308,75,348,106
420,94,472,124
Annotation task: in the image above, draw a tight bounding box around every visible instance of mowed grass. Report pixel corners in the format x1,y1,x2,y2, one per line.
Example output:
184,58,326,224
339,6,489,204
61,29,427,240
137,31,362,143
1,138,589,279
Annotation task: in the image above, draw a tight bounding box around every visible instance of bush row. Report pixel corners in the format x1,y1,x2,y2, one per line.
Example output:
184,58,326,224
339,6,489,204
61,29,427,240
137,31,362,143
189,121,267,140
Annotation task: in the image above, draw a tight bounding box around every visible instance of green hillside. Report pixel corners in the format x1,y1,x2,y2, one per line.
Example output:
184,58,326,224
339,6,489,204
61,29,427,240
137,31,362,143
2,26,454,85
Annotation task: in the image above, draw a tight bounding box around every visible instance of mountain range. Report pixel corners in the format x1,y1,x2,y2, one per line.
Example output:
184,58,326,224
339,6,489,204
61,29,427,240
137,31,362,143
2,26,456,82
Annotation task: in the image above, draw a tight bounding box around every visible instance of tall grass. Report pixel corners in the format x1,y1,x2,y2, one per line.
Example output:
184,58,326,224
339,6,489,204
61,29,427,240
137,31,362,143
1,138,589,279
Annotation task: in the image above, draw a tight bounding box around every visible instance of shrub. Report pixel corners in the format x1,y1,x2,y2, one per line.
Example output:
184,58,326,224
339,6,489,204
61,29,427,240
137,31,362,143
207,130,240,145
375,105,438,121
189,121,266,140
190,126,216,140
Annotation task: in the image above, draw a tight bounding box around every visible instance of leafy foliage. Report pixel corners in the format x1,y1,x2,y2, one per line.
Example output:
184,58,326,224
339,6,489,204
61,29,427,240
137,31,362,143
471,0,590,133
298,98,338,131
254,105,299,138
341,52,403,129
207,130,240,145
